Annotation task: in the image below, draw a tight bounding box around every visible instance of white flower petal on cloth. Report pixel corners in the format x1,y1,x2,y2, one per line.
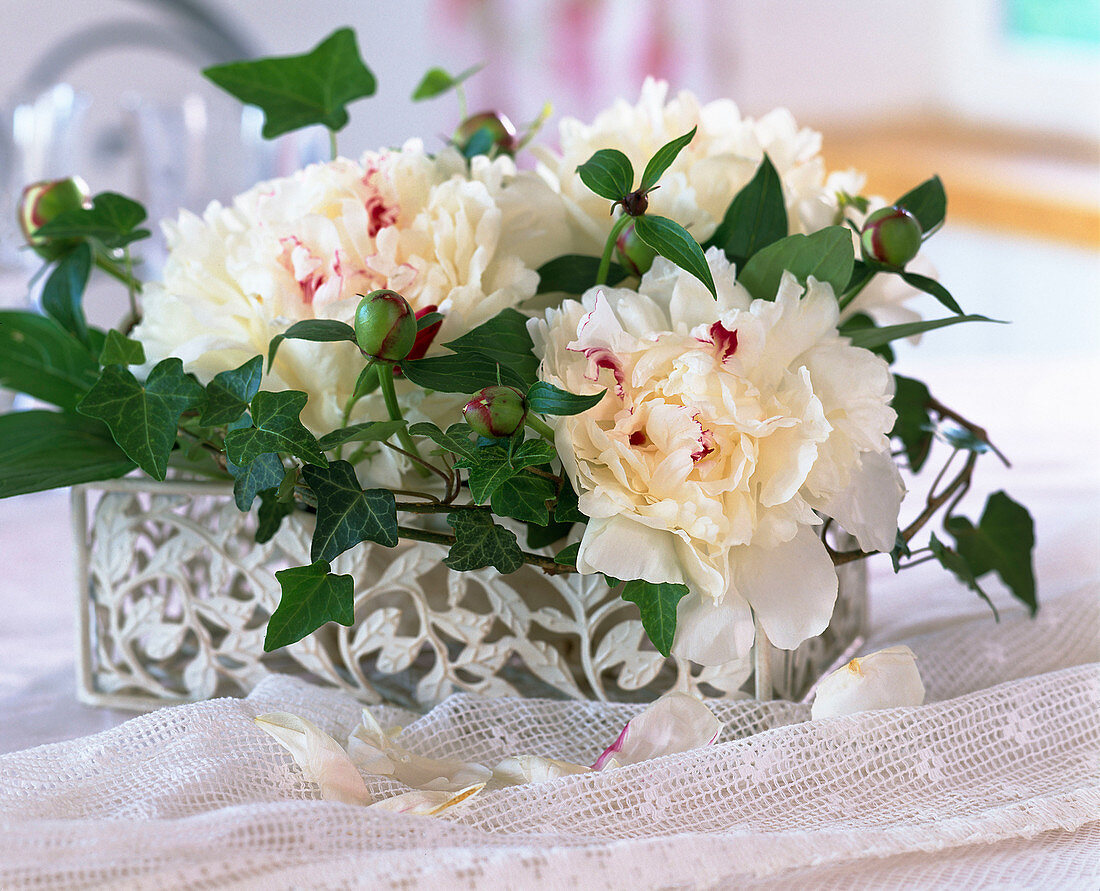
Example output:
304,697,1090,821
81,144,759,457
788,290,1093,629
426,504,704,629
734,525,839,650
818,448,906,553
811,645,926,719
254,713,371,806
671,594,756,666
369,783,485,816
592,692,723,770
489,755,591,789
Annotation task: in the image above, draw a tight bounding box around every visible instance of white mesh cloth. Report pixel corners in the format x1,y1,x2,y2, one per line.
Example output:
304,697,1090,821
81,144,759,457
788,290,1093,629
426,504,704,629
2,584,1098,890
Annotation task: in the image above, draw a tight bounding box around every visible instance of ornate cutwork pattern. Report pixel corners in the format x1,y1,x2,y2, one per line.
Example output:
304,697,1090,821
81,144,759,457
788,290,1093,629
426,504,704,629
73,480,866,709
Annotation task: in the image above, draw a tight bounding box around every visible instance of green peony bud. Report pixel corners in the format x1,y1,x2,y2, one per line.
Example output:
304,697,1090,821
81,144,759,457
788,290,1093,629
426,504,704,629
463,385,528,438
454,111,518,157
18,177,91,260
615,220,657,277
860,206,923,268
354,290,417,362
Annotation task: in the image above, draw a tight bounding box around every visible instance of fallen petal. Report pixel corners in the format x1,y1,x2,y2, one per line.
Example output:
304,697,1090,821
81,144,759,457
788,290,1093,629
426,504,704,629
811,645,926,719
594,692,722,770
369,783,485,816
255,712,372,806
490,754,591,788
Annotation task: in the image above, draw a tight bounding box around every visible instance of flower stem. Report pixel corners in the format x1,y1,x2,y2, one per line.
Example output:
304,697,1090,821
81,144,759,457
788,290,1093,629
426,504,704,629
525,413,556,443
328,128,339,161
596,214,633,286
377,362,429,477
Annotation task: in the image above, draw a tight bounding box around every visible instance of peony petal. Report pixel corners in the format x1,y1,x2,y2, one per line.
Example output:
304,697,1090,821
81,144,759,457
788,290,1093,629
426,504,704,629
811,645,926,719
576,515,687,587
671,593,756,667
818,449,905,554
254,712,372,806
369,783,485,816
490,755,591,788
735,525,838,650
593,692,722,769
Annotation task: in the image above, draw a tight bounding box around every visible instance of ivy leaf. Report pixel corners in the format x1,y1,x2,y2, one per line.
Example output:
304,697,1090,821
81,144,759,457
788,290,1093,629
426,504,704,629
33,192,150,249
900,270,964,315
267,319,358,370
203,28,376,138
553,477,587,524
0,410,134,497
639,126,696,192
890,374,933,472
399,351,526,393
890,529,911,574
41,243,92,346
554,542,581,568
301,460,398,562
224,390,327,467
525,519,574,549
464,456,519,504
707,154,788,265
633,214,717,298
511,438,557,468
256,487,294,544
200,355,263,426
411,63,482,100
408,421,480,462
929,532,998,619
98,329,146,367
895,175,946,234
230,450,285,511
946,491,1036,614
0,310,101,411
527,380,604,416
490,473,556,524
576,149,634,201
76,358,204,480
317,419,406,451
621,579,689,657
444,510,524,573
265,561,354,651
738,227,854,301
442,308,540,387
535,254,629,295
845,315,1002,351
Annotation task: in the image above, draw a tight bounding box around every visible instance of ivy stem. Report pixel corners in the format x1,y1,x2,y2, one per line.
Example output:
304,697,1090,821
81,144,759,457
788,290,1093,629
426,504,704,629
377,362,429,477
396,524,575,575
525,413,556,443
596,213,633,286
328,128,339,161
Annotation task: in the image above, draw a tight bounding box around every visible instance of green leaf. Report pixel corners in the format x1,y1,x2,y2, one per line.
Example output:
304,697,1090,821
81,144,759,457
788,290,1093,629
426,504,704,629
399,351,526,394
200,355,263,426
34,193,149,249
411,63,482,100
511,438,557,468
0,310,101,410
929,532,998,619
268,319,358,370
442,308,540,387
0,410,134,497
707,154,788,264
936,423,991,454
444,510,524,573
301,460,398,562
639,126,696,192
525,519,574,549
552,477,587,524
230,451,285,511
490,473,556,524
464,453,519,504
417,311,444,331
203,28,376,138
527,380,604,416
895,175,946,234
317,419,406,451
41,243,92,345
947,491,1036,614
76,359,204,480
576,149,634,201
900,271,964,315
843,259,876,295
461,128,494,160
535,254,629,295
837,313,895,363
737,227,854,301
554,542,581,567
633,214,717,298
409,421,480,462
621,579,689,657
99,329,146,366
224,390,327,467
845,315,1002,351
890,374,933,472
350,362,381,401
256,487,294,544
265,561,354,651
890,529,910,573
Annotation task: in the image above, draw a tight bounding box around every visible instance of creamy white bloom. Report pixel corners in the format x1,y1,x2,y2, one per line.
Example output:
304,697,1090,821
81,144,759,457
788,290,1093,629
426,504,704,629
529,250,902,665
132,141,569,481
810,645,926,719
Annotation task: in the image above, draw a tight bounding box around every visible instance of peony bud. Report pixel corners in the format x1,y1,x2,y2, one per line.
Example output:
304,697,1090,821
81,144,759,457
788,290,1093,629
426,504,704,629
18,176,91,260
463,385,528,438
860,206,922,267
810,645,925,719
354,290,417,362
454,111,518,157
615,220,657,277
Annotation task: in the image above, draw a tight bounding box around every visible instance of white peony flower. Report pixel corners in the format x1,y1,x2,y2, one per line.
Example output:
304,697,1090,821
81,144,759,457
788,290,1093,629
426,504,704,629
131,141,569,482
810,645,926,719
529,250,902,665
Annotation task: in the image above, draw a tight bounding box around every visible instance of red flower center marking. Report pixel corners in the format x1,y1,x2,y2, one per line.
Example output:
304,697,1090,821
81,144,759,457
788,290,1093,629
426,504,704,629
703,321,738,362
629,430,647,446
580,347,625,398
362,166,398,237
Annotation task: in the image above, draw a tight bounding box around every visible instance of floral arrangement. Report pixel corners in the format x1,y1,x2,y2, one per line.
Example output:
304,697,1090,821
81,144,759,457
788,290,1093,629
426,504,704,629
0,29,1036,680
